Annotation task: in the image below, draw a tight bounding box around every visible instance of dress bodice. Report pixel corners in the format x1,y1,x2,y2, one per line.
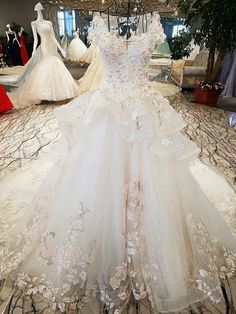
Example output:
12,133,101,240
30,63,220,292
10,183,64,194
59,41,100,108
33,20,57,57
19,33,25,45
7,33,16,45
88,13,165,86
73,31,79,39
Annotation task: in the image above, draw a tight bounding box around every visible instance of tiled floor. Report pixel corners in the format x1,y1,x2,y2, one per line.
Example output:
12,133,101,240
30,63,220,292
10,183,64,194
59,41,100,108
0,65,235,313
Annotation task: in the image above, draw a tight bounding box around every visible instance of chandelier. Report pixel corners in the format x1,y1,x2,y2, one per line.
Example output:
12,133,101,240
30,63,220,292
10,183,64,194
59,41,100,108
42,0,180,14
102,0,146,39
43,0,180,39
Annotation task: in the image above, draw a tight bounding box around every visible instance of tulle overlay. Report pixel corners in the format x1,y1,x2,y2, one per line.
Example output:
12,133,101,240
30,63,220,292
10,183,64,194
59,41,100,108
80,44,100,64
0,47,44,87
0,13,236,314
77,50,104,95
9,55,79,108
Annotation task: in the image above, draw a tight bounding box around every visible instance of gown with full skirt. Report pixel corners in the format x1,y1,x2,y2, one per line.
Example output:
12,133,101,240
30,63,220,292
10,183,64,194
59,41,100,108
80,44,100,64
66,31,87,62
61,31,69,52
0,13,236,314
0,21,78,109
77,48,104,95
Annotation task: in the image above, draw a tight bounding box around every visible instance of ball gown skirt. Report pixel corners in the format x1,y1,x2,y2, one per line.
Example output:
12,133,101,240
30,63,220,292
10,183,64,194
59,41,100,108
9,55,79,109
0,84,14,112
80,44,100,64
66,37,88,62
0,13,235,314
77,50,104,95
0,82,236,313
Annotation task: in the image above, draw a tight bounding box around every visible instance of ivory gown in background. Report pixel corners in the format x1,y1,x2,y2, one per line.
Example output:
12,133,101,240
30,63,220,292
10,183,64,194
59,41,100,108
9,20,79,109
66,31,88,62
0,3,78,109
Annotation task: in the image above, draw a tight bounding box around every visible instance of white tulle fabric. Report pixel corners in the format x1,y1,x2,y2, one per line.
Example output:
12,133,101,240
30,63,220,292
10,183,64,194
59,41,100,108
5,21,78,108
77,48,104,95
0,13,236,314
80,44,100,64
66,32,87,62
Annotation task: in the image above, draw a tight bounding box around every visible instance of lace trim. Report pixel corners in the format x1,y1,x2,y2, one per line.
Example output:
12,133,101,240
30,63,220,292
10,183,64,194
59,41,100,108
9,188,236,313
187,213,236,302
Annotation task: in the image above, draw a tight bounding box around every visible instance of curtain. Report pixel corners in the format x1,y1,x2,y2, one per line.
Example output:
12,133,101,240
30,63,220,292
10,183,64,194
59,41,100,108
220,50,236,97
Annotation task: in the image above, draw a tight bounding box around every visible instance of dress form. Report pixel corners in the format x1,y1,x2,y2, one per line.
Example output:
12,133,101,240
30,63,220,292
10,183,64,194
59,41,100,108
6,25,20,47
0,1,78,105
31,3,66,58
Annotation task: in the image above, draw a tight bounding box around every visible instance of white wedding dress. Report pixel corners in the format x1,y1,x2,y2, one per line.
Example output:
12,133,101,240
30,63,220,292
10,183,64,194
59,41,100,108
78,48,104,95
80,44,99,64
66,31,87,62
0,20,78,108
0,13,236,314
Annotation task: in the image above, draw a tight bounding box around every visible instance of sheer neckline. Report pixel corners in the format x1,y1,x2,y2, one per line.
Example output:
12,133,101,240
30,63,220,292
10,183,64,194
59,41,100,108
94,13,158,43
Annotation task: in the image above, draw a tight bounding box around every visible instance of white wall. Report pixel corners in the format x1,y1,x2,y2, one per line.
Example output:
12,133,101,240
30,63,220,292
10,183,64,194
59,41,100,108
0,0,38,36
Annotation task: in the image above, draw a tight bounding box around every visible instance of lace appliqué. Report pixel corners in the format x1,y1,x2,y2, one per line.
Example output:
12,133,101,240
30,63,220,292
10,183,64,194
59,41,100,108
187,214,236,303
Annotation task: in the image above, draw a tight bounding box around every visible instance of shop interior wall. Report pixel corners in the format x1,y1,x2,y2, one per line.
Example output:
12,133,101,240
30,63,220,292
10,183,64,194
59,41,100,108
0,0,38,36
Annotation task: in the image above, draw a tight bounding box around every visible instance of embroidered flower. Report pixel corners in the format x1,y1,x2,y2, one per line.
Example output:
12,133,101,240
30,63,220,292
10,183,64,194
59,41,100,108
110,276,121,290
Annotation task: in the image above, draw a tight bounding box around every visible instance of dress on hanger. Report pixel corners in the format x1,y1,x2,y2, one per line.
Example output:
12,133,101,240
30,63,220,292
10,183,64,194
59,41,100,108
0,13,236,314
66,31,87,62
0,84,14,112
7,21,78,108
19,32,29,65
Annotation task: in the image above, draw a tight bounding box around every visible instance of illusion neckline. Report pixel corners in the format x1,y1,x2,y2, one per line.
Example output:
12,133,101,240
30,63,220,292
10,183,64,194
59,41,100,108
94,13,157,43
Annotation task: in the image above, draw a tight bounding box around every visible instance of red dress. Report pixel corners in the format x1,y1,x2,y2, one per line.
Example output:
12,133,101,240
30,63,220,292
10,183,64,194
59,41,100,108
0,84,14,113
19,33,29,65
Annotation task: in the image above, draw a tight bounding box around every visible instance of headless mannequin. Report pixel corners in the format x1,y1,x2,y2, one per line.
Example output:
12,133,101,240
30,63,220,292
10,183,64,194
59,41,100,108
6,24,20,47
18,26,29,65
18,26,24,37
31,2,66,57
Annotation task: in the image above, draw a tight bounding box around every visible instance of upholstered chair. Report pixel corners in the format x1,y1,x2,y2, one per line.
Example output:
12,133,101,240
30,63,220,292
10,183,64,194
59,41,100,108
170,51,209,88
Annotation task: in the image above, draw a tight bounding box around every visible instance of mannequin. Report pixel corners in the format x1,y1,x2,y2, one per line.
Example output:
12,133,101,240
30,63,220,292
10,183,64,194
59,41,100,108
18,27,29,65
31,2,66,57
6,24,22,65
3,2,78,108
